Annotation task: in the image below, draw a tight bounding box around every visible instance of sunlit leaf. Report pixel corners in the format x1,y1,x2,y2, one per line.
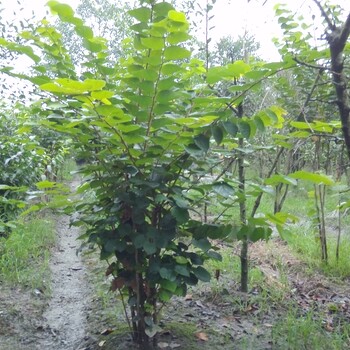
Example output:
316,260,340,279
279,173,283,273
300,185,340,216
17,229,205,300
289,171,334,185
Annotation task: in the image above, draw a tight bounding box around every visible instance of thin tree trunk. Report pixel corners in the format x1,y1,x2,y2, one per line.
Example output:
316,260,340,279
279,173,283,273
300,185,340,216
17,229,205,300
238,136,248,292
336,193,341,262
314,1,350,160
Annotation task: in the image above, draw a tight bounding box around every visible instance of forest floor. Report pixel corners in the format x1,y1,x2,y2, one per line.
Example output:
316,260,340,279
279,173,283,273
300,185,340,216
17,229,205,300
0,181,350,349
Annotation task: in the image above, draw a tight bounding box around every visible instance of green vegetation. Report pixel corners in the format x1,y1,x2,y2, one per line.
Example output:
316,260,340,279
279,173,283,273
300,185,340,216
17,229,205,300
0,216,56,292
272,311,350,350
0,0,350,349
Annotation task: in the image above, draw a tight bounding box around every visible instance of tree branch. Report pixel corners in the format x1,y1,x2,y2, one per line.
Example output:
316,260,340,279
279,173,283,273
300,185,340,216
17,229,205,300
313,0,336,31
338,13,350,50
293,56,328,71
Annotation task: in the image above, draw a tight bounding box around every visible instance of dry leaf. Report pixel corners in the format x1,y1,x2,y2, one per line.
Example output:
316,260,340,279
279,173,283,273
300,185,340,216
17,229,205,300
185,294,193,301
100,328,113,335
325,323,334,332
195,332,209,341
158,342,169,349
263,323,273,328
110,277,125,291
169,343,181,349
98,340,106,347
195,300,204,308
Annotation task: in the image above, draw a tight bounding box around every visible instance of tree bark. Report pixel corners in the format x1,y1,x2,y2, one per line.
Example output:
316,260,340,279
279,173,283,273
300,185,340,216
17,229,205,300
314,0,350,160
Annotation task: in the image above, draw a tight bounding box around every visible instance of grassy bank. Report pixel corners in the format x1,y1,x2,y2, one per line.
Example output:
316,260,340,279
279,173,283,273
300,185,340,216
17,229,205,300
0,216,56,293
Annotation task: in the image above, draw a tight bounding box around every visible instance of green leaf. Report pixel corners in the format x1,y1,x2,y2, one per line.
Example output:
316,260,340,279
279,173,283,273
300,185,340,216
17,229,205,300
193,266,211,282
238,121,251,138
194,134,210,152
206,66,226,84
172,194,189,209
175,256,188,264
265,174,297,186
223,121,238,136
193,238,211,251
83,37,105,52
75,25,94,39
289,131,311,138
185,143,203,157
91,90,114,100
290,121,312,129
160,279,178,293
206,250,222,261
128,7,152,22
212,182,235,197
162,63,182,75
144,239,157,255
154,2,174,17
0,39,40,63
160,267,176,281
227,61,251,77
171,207,189,224
212,125,224,145
47,1,74,18
41,78,106,95
168,10,187,23
164,46,191,60
141,37,165,50
36,181,57,189
175,265,190,277
289,171,334,185
167,32,190,44
254,116,265,132
249,227,272,242
159,289,172,302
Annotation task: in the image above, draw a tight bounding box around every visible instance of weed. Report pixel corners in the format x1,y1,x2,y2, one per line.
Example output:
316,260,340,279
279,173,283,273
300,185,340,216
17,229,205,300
286,223,350,279
57,157,77,181
272,310,350,350
0,216,56,292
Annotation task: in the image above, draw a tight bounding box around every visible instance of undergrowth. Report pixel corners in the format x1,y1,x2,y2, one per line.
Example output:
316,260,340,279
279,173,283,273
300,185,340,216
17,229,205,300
272,310,350,350
0,216,56,292
286,222,350,279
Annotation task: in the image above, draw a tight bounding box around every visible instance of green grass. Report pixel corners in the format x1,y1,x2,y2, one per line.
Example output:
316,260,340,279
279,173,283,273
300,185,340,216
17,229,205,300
0,216,56,292
57,157,77,181
272,310,350,350
205,245,290,308
286,223,350,279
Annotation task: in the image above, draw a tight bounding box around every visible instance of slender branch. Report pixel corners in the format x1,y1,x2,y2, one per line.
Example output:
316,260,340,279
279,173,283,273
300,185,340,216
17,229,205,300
293,57,328,71
313,0,336,31
224,65,296,112
250,147,285,218
338,13,350,50
296,68,324,122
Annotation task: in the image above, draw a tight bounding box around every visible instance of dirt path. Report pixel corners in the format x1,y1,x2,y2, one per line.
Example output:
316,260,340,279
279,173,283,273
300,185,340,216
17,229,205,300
36,180,90,350
36,217,88,349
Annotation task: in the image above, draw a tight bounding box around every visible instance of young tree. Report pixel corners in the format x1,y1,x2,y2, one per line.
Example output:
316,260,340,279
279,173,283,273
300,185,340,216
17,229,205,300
0,1,236,348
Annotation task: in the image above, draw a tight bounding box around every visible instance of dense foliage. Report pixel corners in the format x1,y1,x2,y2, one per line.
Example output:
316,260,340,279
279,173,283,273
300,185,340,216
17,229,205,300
0,0,349,348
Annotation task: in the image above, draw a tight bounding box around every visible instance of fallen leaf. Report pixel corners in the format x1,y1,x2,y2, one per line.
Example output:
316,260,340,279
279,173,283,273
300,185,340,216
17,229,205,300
98,340,106,347
263,323,273,328
110,277,125,291
195,300,205,308
71,267,82,271
244,305,253,312
158,342,169,349
100,328,113,335
195,332,209,341
185,294,193,301
325,323,334,332
169,343,181,349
